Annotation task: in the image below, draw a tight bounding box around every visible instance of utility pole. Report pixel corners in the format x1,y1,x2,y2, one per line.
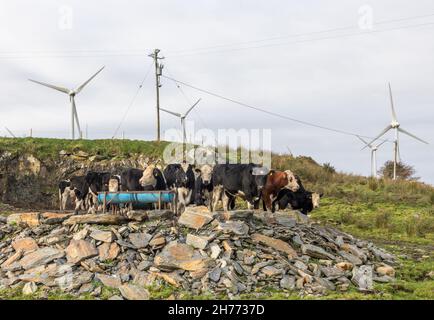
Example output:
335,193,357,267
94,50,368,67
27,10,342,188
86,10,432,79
149,49,164,142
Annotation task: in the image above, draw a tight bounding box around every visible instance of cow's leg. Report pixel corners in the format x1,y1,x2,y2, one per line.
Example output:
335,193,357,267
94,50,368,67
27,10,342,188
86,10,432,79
211,186,223,212
74,198,83,214
261,190,273,212
61,192,69,212
222,192,231,212
59,189,63,211
185,189,193,206
177,188,186,214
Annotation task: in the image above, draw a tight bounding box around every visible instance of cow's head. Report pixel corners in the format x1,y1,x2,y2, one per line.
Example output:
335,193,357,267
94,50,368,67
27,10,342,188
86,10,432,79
175,165,189,187
311,192,323,209
196,164,213,186
284,170,300,192
108,178,120,192
252,166,269,190
139,165,157,187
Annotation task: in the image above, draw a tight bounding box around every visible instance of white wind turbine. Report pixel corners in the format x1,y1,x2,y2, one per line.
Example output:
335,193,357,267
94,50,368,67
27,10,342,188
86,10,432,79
365,83,429,180
160,98,201,144
29,66,105,140
357,136,387,178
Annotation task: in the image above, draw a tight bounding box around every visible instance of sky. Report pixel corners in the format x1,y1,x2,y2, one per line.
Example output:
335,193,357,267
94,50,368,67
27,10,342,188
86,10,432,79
1,0,434,184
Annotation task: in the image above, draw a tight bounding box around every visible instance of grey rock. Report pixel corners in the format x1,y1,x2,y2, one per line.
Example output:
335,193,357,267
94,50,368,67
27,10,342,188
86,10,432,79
217,221,249,236
280,275,295,290
351,265,373,291
320,266,345,278
19,247,65,270
339,251,363,266
119,284,150,300
301,244,335,260
209,267,222,282
22,282,38,295
294,260,308,271
128,233,152,248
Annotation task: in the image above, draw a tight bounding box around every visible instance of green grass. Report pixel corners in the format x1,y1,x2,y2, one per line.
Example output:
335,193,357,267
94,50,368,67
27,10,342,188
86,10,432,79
311,198,434,245
0,137,171,161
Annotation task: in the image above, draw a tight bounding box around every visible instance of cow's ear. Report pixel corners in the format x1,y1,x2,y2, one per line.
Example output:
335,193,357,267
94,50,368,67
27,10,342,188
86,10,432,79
195,168,201,174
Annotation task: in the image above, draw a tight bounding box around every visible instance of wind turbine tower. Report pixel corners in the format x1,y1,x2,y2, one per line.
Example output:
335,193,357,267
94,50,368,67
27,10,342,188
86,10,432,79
366,83,428,180
160,98,202,145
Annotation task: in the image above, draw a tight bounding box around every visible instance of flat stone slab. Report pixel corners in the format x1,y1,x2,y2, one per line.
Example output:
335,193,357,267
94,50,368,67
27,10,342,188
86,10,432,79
251,233,298,259
63,214,129,226
7,213,40,227
119,284,150,300
177,207,214,230
154,241,211,272
19,247,65,270
65,240,98,264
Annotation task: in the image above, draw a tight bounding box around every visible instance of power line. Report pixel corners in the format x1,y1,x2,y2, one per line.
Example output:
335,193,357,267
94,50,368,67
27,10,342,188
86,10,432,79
164,67,208,129
112,62,153,138
1,13,434,60
167,21,434,58
165,12,434,56
161,75,391,141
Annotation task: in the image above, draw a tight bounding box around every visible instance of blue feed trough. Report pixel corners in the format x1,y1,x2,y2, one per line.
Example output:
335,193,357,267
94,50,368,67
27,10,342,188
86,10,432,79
97,192,175,205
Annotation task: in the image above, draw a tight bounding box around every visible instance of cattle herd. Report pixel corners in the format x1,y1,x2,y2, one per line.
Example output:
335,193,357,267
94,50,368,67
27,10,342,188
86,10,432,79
58,162,323,215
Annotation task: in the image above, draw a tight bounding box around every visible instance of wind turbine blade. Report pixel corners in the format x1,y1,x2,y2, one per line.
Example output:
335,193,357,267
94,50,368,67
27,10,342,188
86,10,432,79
397,141,401,162
398,128,429,145
357,135,371,150
388,83,398,122
4,127,16,138
74,66,105,94
377,139,388,148
29,79,70,94
357,135,368,145
363,125,393,149
184,98,202,117
160,108,182,118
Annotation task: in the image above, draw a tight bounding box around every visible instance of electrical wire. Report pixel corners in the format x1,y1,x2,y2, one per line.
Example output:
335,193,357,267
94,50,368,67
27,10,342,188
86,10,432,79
111,62,153,138
167,21,434,58
1,12,434,59
161,75,391,141
165,12,434,56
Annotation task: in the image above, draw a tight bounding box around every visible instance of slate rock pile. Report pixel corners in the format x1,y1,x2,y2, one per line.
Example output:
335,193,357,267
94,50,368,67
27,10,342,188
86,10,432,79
0,207,396,299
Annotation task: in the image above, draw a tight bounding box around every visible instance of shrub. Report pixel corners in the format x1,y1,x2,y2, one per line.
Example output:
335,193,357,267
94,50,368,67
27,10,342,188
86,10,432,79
375,210,392,229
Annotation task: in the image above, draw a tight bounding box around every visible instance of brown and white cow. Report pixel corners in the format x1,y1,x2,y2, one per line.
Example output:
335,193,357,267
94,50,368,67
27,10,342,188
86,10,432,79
261,169,300,212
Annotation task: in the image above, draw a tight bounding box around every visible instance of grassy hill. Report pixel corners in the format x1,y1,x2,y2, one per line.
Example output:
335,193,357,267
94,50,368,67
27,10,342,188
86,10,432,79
0,137,433,299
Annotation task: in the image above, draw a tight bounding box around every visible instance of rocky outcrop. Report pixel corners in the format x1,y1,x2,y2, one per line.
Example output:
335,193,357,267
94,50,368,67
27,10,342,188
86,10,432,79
0,208,396,299
0,151,152,209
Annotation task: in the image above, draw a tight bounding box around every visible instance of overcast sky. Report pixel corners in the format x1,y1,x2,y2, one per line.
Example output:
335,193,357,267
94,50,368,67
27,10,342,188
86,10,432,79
1,0,433,184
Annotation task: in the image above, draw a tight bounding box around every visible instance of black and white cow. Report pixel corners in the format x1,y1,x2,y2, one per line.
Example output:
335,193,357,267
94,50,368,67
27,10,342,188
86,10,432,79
211,163,268,211
139,165,167,191
163,162,195,213
272,176,323,215
193,164,214,206
68,175,90,214
120,168,146,191
84,171,112,213
58,179,75,211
